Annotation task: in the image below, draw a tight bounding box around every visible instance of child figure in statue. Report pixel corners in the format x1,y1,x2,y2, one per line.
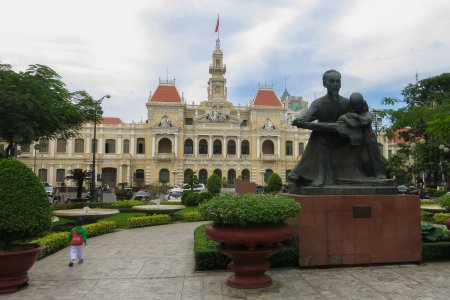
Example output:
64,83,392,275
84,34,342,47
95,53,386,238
337,92,387,179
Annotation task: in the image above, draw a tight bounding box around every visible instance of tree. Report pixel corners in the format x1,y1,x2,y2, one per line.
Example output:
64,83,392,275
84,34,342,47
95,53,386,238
65,169,92,199
381,73,450,187
207,173,222,194
385,155,409,185
267,172,282,193
0,63,99,157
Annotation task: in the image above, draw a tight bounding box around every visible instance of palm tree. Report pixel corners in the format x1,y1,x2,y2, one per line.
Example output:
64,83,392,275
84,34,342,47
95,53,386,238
66,169,92,199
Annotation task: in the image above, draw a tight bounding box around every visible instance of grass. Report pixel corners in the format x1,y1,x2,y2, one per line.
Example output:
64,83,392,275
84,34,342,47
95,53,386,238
102,212,147,229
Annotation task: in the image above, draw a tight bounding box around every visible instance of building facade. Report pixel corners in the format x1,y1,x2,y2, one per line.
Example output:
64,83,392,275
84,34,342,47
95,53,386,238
8,38,399,190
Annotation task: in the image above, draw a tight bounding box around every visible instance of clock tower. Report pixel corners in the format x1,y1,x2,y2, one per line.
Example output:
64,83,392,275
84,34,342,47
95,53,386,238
207,38,227,102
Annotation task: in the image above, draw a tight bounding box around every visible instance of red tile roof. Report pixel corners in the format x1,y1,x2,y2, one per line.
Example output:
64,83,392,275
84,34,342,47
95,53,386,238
252,89,282,107
100,117,123,124
151,84,182,103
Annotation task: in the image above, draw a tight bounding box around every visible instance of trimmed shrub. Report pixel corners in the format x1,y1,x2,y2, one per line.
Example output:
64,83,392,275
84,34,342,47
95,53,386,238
207,173,221,194
199,193,301,226
181,211,206,222
115,189,133,200
267,172,282,193
128,214,171,228
109,200,147,208
432,213,450,225
181,190,196,206
421,210,434,222
437,194,450,212
0,158,52,249
423,242,450,261
31,220,116,259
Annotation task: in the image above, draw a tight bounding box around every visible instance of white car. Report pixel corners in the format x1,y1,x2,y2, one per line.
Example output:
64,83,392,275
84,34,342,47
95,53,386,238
44,184,53,196
169,183,205,196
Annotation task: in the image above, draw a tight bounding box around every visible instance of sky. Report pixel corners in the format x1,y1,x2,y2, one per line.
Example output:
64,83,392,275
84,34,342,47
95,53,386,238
1,0,450,123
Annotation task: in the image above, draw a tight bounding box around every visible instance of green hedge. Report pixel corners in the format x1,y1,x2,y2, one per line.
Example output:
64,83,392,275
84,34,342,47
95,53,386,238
181,211,207,222
31,221,117,259
128,214,171,228
52,201,149,212
193,224,298,271
432,213,450,225
423,242,450,261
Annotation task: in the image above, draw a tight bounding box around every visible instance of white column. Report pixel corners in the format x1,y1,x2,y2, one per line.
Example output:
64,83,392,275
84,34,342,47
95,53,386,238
209,136,213,158
49,140,55,157
257,137,260,159
174,134,178,158
49,165,54,185
130,135,135,154
277,138,281,159
223,137,227,157
98,132,104,154
86,137,91,154
117,136,122,154
194,135,198,158
294,139,299,158
118,165,123,184
237,138,241,158
67,139,73,157
127,165,131,186
152,135,156,157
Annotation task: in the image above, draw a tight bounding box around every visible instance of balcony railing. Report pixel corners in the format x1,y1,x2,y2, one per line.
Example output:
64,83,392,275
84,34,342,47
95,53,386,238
156,153,174,160
262,154,277,161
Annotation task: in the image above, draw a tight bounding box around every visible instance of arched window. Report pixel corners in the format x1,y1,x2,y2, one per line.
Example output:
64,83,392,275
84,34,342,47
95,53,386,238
199,169,208,184
213,139,222,154
184,139,193,155
262,140,274,154
216,58,220,66
38,169,48,183
39,139,49,153
135,169,145,187
199,139,208,155
241,140,250,155
74,139,84,153
227,169,236,185
56,169,65,183
158,138,172,153
123,139,130,154
105,139,116,154
227,140,236,155
159,169,170,183
286,141,293,156
213,169,222,179
264,169,273,184
184,169,193,183
137,138,145,154
299,142,305,156
241,169,250,182
56,139,66,153
91,139,97,153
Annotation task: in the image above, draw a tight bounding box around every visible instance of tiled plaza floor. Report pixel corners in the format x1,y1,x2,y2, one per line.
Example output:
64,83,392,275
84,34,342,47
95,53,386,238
3,221,450,299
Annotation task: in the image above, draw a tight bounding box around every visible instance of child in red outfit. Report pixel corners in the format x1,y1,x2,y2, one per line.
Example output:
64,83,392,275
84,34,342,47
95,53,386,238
67,217,87,267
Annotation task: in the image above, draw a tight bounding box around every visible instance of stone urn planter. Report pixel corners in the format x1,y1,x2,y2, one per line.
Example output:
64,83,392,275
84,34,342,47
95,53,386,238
205,222,294,288
0,159,52,293
0,245,44,293
199,193,300,289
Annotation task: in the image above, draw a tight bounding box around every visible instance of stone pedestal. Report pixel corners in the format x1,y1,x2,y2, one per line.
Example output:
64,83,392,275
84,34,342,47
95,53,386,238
290,194,422,266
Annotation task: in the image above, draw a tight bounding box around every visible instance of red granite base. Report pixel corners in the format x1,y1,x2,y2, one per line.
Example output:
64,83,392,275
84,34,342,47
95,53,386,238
289,194,422,267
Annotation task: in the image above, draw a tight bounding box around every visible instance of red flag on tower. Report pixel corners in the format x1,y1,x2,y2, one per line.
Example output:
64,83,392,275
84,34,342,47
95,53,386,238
215,14,220,33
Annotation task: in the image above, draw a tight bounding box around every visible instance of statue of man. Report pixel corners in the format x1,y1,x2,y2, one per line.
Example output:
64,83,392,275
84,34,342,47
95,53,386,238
288,70,349,186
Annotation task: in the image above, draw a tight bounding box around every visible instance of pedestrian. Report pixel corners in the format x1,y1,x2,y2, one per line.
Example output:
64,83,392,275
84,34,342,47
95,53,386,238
67,217,87,267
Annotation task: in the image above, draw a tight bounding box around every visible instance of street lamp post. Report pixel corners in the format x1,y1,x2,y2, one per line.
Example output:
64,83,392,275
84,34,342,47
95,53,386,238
33,144,40,176
260,169,265,186
439,144,449,189
90,95,110,201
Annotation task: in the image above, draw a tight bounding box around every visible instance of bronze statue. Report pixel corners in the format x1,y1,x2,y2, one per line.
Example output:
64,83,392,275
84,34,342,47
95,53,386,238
288,70,388,187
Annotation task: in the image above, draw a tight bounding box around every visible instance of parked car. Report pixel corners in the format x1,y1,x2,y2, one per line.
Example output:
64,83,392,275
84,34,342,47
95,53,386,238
408,186,420,194
134,190,150,200
397,185,408,194
44,184,54,196
256,185,269,194
169,183,206,196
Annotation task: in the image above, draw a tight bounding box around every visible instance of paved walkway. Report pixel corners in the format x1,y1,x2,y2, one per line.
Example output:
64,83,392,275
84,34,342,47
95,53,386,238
3,222,450,299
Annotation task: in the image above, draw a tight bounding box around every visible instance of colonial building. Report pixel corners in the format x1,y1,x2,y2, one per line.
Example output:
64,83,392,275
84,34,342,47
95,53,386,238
8,38,399,190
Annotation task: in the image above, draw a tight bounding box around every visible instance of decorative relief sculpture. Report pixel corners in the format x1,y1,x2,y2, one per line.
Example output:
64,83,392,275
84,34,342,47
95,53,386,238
159,115,172,127
263,119,274,129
